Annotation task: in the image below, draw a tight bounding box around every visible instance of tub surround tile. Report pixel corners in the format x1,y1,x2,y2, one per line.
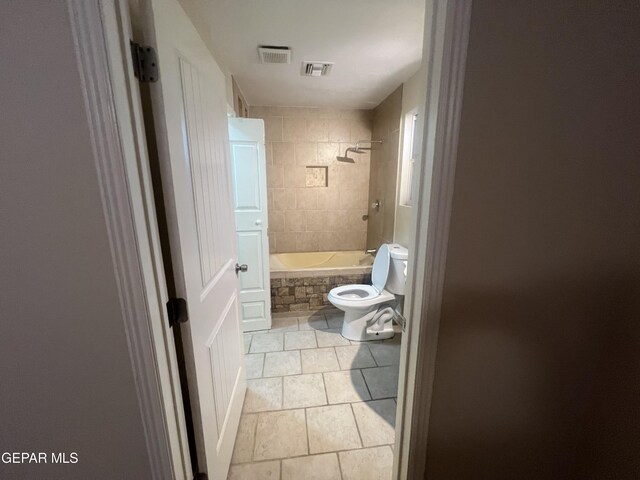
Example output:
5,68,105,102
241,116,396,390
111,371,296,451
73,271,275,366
283,117,307,142
268,210,285,233
339,446,394,480
272,141,295,166
295,141,318,165
253,409,308,460
263,350,301,377
306,404,362,454
323,370,371,404
272,188,296,211
257,106,372,254
263,116,283,142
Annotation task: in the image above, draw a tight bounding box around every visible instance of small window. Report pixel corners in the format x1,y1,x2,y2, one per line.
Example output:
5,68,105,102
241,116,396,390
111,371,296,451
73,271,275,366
399,110,418,206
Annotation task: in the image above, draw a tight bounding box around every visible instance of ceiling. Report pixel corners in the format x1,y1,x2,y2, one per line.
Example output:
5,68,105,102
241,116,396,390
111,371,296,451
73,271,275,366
177,0,425,109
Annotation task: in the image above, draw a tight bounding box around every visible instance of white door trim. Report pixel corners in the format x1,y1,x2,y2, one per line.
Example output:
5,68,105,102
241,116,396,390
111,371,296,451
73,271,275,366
67,1,191,478
395,0,472,478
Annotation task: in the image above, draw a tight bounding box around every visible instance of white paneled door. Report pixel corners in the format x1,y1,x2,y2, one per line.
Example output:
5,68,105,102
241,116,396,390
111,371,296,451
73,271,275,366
228,118,272,332
136,0,246,477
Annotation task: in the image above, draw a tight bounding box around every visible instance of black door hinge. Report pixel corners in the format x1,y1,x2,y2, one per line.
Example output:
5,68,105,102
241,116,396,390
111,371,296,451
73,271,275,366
130,41,159,83
166,298,189,328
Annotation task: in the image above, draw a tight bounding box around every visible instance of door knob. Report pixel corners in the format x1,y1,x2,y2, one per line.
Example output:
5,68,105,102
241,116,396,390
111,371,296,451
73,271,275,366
235,263,248,274
255,220,262,225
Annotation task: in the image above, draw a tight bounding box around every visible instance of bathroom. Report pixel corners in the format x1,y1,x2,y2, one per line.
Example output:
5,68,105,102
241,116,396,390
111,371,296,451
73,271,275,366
218,1,427,477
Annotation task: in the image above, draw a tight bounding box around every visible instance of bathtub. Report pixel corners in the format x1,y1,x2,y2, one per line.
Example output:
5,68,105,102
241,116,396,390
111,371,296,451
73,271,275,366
269,250,373,313
270,250,373,273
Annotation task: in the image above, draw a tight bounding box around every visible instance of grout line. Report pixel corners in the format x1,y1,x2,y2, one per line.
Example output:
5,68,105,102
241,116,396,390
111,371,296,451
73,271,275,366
358,368,374,401
336,450,345,480
250,413,259,463
243,395,398,416
304,407,311,458
349,402,365,449
234,444,388,467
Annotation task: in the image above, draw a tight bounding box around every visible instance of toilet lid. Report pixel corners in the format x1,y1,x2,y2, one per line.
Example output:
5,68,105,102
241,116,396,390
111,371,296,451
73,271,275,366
371,244,390,293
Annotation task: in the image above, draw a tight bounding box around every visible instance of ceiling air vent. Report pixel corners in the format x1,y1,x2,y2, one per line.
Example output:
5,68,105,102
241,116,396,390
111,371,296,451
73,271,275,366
258,46,292,64
301,61,334,77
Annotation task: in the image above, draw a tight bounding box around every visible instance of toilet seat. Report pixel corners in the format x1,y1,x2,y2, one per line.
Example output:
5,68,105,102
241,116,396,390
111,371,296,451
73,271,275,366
328,284,395,309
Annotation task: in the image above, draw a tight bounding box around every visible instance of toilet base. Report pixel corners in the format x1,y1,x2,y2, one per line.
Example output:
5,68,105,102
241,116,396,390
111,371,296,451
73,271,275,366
340,309,395,342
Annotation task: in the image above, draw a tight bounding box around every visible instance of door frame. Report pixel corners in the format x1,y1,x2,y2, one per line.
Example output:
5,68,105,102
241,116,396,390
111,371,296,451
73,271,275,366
67,0,191,478
73,0,472,478
394,0,472,478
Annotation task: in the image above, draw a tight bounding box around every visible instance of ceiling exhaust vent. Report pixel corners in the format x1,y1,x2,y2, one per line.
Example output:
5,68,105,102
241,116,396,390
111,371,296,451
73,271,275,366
258,46,292,64
301,61,334,77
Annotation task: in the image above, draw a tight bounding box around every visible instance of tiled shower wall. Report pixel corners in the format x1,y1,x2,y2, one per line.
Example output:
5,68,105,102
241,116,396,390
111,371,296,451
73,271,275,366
248,106,373,253
367,87,403,250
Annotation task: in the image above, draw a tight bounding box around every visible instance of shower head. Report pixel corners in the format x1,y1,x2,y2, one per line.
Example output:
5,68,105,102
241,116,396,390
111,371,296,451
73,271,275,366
336,140,382,162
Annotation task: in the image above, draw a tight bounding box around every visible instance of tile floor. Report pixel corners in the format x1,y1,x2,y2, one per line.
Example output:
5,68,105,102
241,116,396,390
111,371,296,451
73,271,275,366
228,308,401,480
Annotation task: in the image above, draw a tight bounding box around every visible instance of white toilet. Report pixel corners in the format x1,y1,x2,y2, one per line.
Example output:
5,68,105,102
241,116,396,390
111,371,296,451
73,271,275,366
328,243,408,341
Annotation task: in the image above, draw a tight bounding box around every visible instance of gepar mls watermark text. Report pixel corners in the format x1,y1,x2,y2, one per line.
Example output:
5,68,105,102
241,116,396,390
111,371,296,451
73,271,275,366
2,452,78,464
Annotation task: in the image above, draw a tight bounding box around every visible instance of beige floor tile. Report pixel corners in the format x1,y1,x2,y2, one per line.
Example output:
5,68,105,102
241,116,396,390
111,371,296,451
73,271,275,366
368,342,400,366
339,446,393,480
253,409,308,460
250,333,284,353
281,453,341,480
228,460,280,480
334,345,376,370
243,334,252,354
231,414,257,464
351,399,396,447
245,353,264,379
316,329,351,347
361,366,399,399
298,315,329,330
323,370,371,404
285,330,318,350
263,350,301,377
306,404,361,454
283,373,327,409
244,377,283,413
301,347,340,373
325,312,344,330
270,317,299,332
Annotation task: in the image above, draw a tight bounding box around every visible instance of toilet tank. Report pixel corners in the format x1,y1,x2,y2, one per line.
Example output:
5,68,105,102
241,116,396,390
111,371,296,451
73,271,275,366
385,244,408,295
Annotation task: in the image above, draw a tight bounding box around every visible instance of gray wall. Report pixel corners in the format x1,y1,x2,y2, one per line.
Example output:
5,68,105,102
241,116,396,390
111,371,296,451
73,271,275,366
425,1,640,479
367,86,403,250
0,3,152,478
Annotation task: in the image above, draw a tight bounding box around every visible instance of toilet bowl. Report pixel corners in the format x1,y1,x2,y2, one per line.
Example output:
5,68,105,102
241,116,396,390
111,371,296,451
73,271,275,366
328,243,408,341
